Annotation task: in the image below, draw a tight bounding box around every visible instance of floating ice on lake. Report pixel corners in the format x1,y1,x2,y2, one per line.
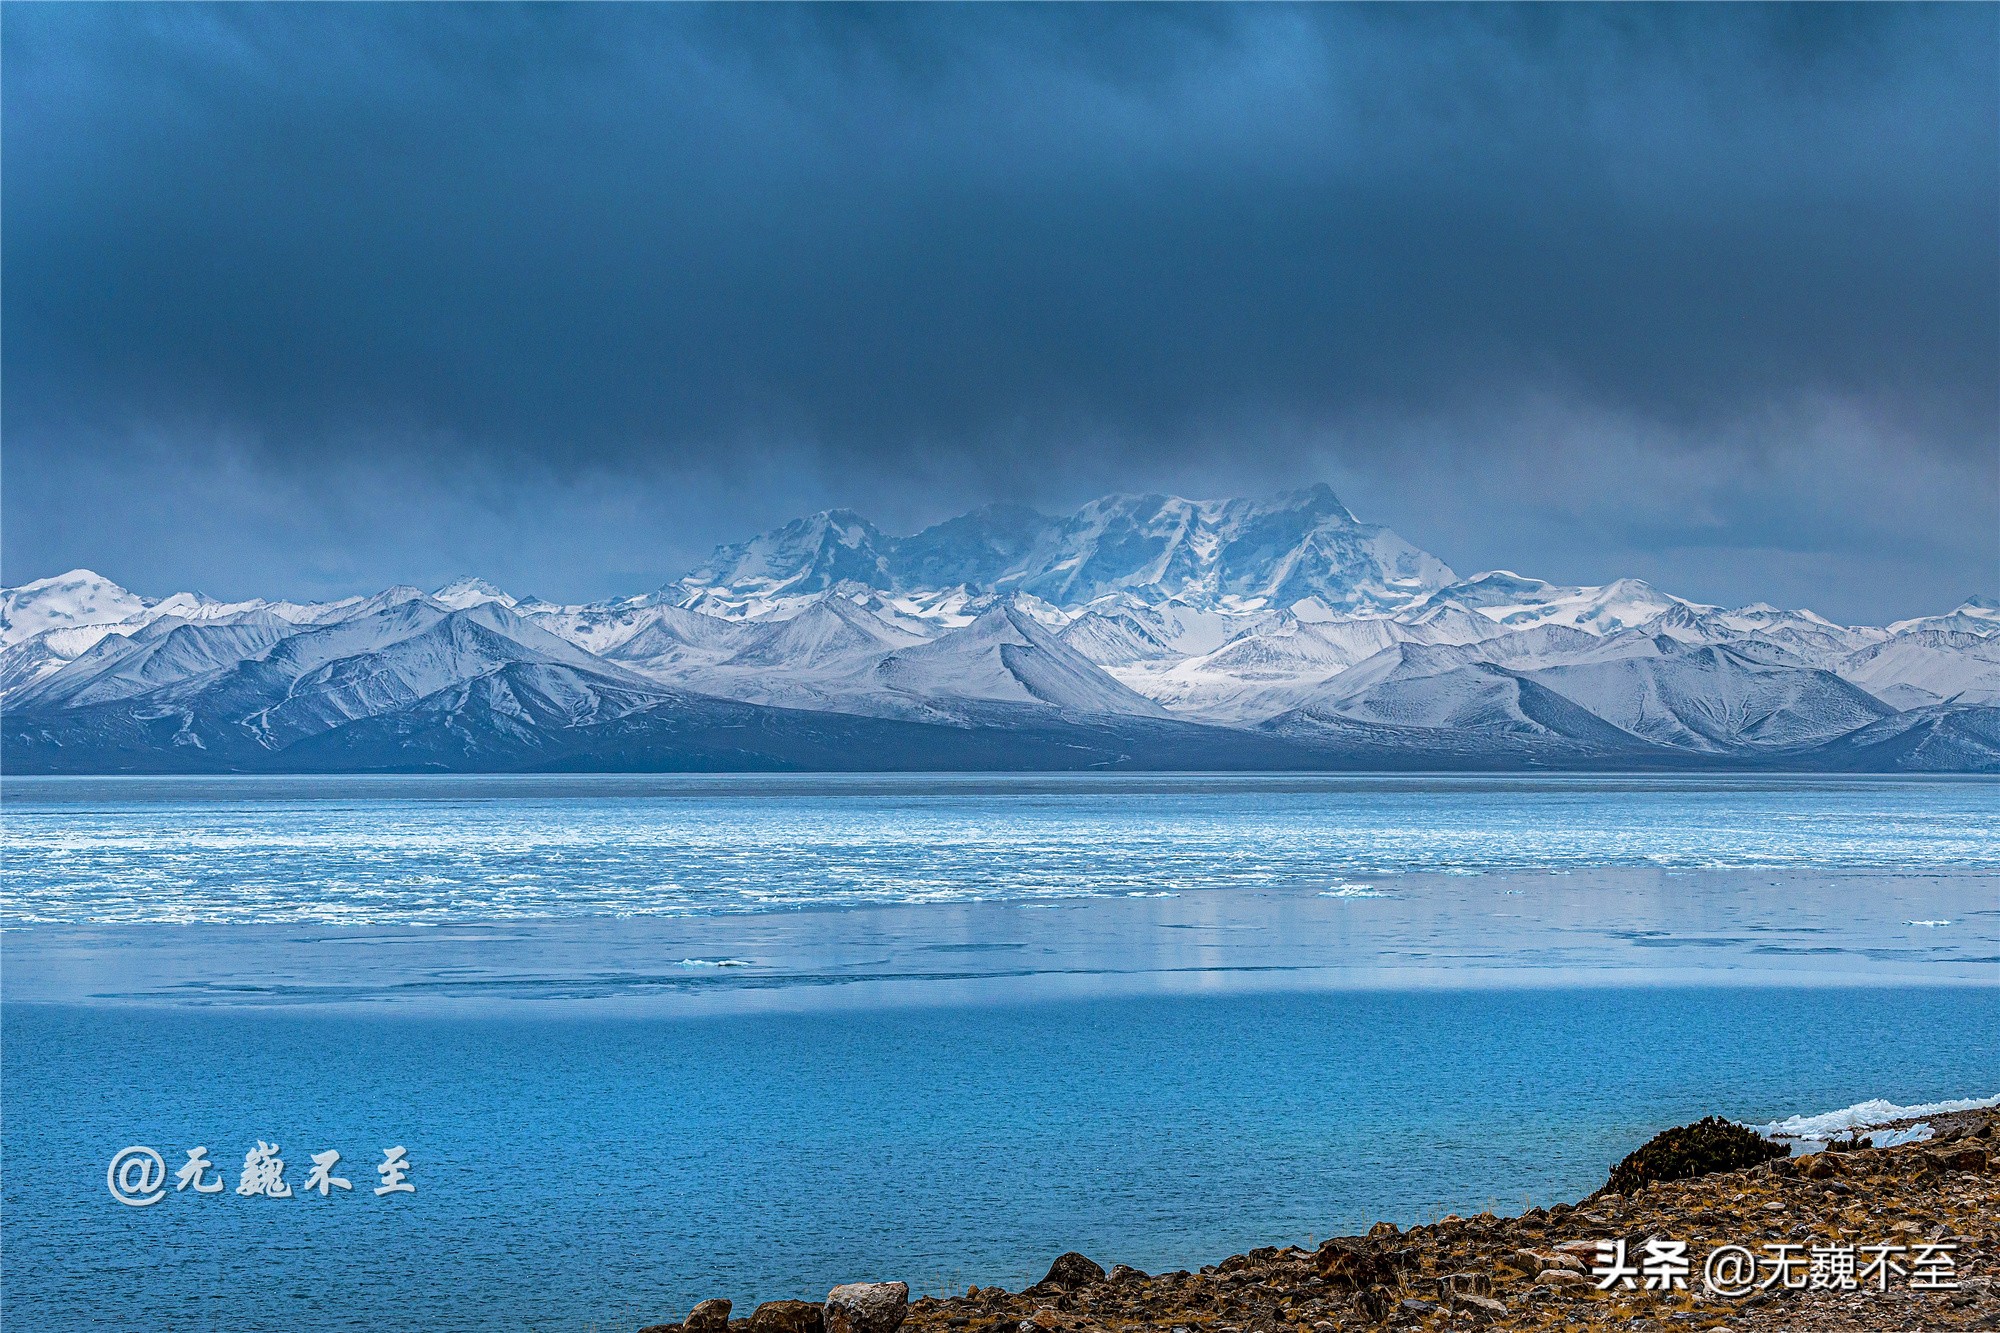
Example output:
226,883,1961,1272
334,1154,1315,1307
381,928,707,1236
1753,1093,2000,1140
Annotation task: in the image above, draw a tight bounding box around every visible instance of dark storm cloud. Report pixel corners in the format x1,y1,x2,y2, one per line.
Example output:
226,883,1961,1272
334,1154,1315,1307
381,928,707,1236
3,4,1995,617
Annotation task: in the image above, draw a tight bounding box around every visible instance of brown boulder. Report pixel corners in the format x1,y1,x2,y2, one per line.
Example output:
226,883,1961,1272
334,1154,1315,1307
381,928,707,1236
687,1300,733,1333
1350,1287,1392,1323
825,1282,908,1333
1452,1293,1507,1321
1316,1239,1398,1290
1035,1253,1106,1292
1927,1145,1989,1172
749,1301,823,1333
1513,1248,1582,1273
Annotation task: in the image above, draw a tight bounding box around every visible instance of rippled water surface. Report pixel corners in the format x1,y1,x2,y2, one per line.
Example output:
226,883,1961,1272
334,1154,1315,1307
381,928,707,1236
4,775,1995,1332
6,774,1995,923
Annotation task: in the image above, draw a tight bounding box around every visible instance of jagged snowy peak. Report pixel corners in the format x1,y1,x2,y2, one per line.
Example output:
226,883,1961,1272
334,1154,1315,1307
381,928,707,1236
1390,598,1516,645
993,486,1454,611
1729,623,1881,667
1888,597,2000,638
1456,623,1621,666
588,603,754,668
1633,602,1877,664
110,597,613,720
281,659,685,765
1414,572,1703,635
1058,609,1180,666
1199,615,1398,676
675,509,896,617
0,595,367,708
169,604,655,751
1292,639,1482,706
1294,660,1652,748
0,625,126,697
1836,631,2000,708
0,569,374,651
1116,610,1501,722
1641,602,1749,643
816,586,957,638
518,596,692,655
432,577,517,610
213,597,450,683
669,485,1455,618
1706,603,1849,635
872,602,1173,721
1523,638,1893,752
243,610,630,745
136,591,318,627
890,503,1054,590
10,611,303,710
724,597,926,668
1407,572,1890,665
815,584,978,632
612,597,1173,722
317,585,436,623
453,600,650,674
0,570,155,647
1802,702,2000,771
1264,631,1894,755
1078,595,1271,656
1273,626,1625,707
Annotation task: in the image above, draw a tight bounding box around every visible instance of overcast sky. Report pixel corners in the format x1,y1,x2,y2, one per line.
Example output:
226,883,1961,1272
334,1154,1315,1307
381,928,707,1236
4,3,1995,621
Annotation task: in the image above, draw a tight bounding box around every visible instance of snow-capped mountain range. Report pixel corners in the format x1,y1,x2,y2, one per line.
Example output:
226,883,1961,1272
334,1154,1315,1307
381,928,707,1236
6,487,1998,772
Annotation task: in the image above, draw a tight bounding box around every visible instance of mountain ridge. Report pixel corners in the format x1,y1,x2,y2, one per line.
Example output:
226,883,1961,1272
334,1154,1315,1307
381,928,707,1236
5,488,1996,773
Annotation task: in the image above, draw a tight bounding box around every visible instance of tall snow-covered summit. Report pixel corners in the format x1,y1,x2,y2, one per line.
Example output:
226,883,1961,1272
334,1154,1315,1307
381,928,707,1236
0,569,157,644
671,485,1456,619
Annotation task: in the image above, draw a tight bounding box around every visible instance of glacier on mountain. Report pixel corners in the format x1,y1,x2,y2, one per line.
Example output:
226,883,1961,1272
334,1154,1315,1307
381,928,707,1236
673,485,1454,619
4,486,1996,773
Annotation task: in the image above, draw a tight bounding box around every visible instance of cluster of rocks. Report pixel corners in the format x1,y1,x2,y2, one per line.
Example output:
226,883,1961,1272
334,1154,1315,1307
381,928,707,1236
651,1111,2000,1333
643,1281,912,1333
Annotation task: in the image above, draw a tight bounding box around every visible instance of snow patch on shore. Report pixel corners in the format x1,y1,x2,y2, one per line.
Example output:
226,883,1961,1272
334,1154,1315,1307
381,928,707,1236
1870,1124,1935,1147
1754,1094,2000,1140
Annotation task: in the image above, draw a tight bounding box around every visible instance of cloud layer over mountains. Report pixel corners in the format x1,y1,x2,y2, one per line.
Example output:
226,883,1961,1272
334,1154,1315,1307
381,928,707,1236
4,6,1994,620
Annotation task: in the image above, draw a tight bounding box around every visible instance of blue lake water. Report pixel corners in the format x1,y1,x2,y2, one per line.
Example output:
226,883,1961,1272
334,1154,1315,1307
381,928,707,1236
2,774,1996,1331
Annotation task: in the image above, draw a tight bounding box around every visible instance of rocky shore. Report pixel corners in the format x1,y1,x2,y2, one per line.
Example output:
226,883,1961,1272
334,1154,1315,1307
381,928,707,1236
645,1109,1998,1333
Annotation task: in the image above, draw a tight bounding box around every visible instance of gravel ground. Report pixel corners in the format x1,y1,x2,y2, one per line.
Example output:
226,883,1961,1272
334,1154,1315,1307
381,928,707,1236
895,1111,1999,1333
